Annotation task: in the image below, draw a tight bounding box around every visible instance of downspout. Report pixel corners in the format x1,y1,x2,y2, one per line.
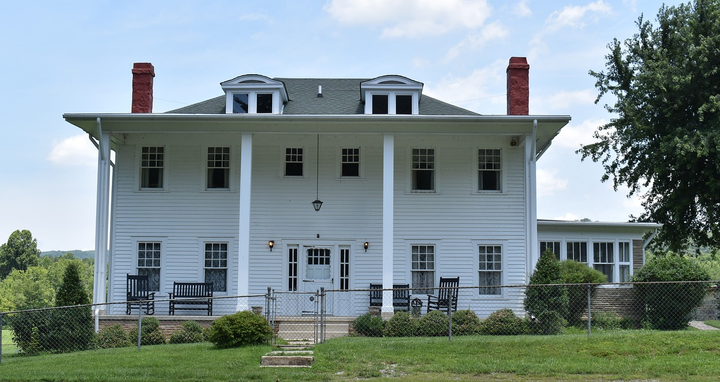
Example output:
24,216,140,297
528,120,538,276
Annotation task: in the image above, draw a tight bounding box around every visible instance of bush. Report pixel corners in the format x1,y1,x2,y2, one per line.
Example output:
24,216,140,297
480,309,526,335
95,324,131,348
417,310,449,337
633,254,711,330
207,311,273,348
352,313,385,337
169,321,207,344
128,317,166,346
524,249,569,334
590,311,628,331
559,260,607,326
451,310,482,336
383,311,417,337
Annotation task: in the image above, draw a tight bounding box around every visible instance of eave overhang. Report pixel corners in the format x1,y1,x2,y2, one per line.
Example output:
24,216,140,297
537,219,662,234
63,113,571,157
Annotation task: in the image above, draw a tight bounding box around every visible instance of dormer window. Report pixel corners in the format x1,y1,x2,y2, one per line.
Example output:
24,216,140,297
221,75,288,114
361,75,422,115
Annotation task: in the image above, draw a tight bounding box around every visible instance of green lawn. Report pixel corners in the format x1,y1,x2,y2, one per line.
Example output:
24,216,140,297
0,330,719,381
704,320,720,329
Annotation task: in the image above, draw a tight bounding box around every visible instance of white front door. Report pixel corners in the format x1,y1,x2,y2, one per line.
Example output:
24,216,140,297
303,247,334,314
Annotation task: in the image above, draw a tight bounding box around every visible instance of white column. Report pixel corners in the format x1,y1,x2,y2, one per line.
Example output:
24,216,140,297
237,133,253,311
382,134,394,314
93,132,111,306
526,121,539,278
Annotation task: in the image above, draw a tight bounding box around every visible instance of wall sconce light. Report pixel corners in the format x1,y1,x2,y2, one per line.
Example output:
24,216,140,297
510,137,518,147
364,242,369,252
268,240,274,251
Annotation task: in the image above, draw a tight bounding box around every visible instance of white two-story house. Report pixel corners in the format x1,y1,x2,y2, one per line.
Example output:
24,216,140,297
63,58,660,317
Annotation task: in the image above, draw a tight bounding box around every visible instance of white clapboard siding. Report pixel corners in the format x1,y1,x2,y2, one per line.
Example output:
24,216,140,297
108,132,530,315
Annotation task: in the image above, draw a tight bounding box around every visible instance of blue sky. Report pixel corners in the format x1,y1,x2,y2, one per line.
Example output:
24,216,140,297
0,0,683,250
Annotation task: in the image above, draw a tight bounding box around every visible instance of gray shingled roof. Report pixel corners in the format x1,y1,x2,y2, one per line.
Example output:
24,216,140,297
166,78,479,116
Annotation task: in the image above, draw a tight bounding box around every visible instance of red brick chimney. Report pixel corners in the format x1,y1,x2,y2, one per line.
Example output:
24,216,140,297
131,63,155,113
506,57,529,115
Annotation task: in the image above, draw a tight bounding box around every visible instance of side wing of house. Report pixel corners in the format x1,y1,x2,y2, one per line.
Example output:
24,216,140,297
537,220,661,283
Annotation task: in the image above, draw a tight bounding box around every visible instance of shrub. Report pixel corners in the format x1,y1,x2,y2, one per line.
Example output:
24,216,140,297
417,310,449,337
384,311,417,337
590,311,627,331
633,254,711,330
451,310,482,336
524,249,568,334
95,324,131,348
559,260,607,326
128,317,166,346
480,309,526,335
169,321,207,344
352,313,385,337
207,311,273,348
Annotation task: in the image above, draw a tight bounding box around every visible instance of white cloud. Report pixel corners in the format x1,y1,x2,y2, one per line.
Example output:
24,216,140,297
424,60,507,114
513,0,532,17
47,135,97,167
444,21,508,62
535,89,596,113
537,168,568,196
324,0,493,38
553,118,607,150
545,0,612,32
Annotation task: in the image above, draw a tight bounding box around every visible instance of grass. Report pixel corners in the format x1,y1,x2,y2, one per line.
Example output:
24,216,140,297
704,320,720,329
0,331,719,381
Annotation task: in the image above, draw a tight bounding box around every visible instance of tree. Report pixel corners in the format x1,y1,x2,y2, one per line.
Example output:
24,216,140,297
0,267,54,311
524,249,569,334
578,0,720,251
0,230,41,279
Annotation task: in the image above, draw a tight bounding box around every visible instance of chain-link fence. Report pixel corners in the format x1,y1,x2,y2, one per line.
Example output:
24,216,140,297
2,281,718,362
338,281,719,340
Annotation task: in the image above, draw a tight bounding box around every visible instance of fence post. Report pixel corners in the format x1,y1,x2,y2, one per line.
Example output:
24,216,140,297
137,305,143,351
0,312,3,364
320,287,326,344
447,303,453,342
587,283,592,337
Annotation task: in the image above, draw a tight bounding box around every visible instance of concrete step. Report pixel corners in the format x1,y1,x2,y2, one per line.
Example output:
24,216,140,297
261,350,314,367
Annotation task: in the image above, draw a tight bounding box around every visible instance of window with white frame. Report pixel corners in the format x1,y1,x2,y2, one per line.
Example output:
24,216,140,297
411,245,435,294
204,242,227,292
593,242,614,282
340,247,350,290
285,148,303,176
396,95,412,114
540,241,561,260
137,242,161,291
341,148,360,177
361,75,422,115
619,242,631,282
372,94,389,114
222,75,288,114
207,147,230,189
478,149,501,191
567,242,588,263
411,148,435,192
288,246,298,291
478,245,502,295
140,147,164,189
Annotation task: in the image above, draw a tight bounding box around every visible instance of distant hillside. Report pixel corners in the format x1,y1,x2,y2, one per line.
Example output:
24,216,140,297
41,250,95,259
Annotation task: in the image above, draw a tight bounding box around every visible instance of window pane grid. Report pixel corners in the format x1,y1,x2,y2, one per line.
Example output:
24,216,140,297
479,245,502,295
288,248,298,291
412,245,435,294
567,242,588,263
540,241,561,260
478,149,501,191
204,242,227,292
137,242,161,291
285,148,303,176
341,148,360,177
412,148,435,191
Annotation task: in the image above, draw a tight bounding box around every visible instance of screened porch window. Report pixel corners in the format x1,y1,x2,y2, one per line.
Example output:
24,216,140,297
478,245,502,295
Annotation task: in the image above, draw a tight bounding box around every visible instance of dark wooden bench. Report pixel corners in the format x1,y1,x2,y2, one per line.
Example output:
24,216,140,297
427,277,459,313
369,283,411,311
168,282,213,316
126,274,155,315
